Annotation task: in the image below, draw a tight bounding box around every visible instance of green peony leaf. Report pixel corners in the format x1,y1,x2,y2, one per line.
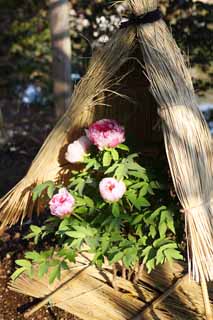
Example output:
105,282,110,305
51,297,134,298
131,182,144,189
38,262,48,278
150,181,162,189
123,247,137,268
47,182,56,199
61,261,69,270
159,221,167,238
115,164,128,180
103,151,112,167
156,250,165,265
149,225,157,238
132,214,143,225
139,183,149,197
11,267,26,281
30,225,42,235
58,248,76,262
15,259,32,269
146,257,156,273
84,196,94,208
101,233,110,253
165,248,184,261
153,238,174,248
111,149,119,161
104,163,118,174
116,144,129,151
65,231,85,238
126,190,137,206
32,181,54,201
164,209,176,234
110,251,124,264
112,203,120,217
135,197,151,209
49,265,61,284
25,251,42,262
58,218,70,232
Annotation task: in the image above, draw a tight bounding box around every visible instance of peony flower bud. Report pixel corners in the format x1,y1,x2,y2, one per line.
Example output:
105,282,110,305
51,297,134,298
65,136,91,163
49,188,75,217
99,177,126,202
86,119,125,150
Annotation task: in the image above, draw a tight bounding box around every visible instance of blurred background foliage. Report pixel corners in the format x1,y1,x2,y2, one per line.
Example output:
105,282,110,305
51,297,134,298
0,0,212,106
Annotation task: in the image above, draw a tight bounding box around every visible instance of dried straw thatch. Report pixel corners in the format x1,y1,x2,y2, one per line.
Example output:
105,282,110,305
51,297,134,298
9,256,213,320
0,27,136,230
1,0,213,287
136,9,213,282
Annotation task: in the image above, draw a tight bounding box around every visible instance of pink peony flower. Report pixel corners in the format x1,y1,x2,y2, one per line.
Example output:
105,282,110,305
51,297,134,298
99,178,126,202
86,119,125,150
65,136,91,163
49,188,75,217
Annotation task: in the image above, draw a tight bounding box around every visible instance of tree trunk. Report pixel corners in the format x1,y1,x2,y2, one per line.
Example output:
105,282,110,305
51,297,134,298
0,108,8,147
48,0,72,119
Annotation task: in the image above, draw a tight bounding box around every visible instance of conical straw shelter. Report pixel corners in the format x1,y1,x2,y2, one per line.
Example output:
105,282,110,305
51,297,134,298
1,0,213,314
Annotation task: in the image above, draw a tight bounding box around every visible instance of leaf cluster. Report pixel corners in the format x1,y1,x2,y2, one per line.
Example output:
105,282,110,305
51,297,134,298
13,144,183,282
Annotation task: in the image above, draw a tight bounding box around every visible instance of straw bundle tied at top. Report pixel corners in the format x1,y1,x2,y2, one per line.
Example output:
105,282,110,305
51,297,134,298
135,1,213,281
1,0,213,283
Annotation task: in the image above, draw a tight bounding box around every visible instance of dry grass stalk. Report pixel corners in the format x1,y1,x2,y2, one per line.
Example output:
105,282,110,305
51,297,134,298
24,264,90,318
132,273,189,320
200,270,213,320
9,260,211,320
0,27,135,232
10,261,146,320
133,0,213,283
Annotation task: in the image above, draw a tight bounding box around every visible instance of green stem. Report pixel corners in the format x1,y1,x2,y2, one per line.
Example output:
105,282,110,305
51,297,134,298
72,212,84,221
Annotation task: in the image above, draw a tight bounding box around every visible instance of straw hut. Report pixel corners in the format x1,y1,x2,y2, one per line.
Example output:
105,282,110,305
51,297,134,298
3,0,213,318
